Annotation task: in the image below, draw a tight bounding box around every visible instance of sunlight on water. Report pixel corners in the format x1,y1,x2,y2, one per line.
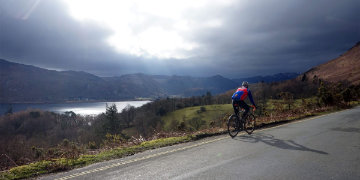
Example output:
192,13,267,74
0,101,151,116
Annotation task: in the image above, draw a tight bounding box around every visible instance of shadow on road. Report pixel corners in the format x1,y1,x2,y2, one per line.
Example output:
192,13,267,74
331,127,360,133
234,133,328,155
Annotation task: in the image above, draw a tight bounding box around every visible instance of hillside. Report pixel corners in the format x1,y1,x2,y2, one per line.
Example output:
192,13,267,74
0,60,239,103
0,59,303,103
304,42,360,84
0,59,114,102
104,74,239,98
103,74,166,98
153,74,238,96
232,73,299,84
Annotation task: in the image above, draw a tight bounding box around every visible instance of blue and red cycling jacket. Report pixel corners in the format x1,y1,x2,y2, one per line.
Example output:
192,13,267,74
232,86,256,106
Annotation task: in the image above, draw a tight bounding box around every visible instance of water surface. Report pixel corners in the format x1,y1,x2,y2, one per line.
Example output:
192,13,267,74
0,101,151,116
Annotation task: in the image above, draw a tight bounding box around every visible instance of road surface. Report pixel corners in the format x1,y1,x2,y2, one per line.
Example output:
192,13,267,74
41,107,360,180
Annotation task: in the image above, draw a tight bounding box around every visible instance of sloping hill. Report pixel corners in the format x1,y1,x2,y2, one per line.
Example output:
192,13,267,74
0,60,239,102
304,42,360,84
0,58,303,103
154,75,238,97
232,73,299,84
103,74,166,98
0,59,114,102
104,74,239,97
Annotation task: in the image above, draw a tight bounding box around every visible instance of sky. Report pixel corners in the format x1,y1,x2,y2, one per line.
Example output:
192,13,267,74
0,0,359,78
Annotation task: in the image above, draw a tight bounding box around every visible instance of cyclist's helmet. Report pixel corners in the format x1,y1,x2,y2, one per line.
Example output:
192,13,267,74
242,81,249,88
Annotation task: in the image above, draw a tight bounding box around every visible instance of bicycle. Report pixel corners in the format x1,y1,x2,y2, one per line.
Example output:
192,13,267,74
227,105,256,137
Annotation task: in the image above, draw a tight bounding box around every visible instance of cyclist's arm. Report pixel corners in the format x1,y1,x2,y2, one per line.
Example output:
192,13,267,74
248,90,256,107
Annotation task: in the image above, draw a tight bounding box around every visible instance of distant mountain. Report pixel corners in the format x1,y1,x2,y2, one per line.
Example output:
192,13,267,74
0,59,301,103
153,74,238,96
232,73,299,84
104,74,238,98
0,60,239,103
103,73,166,98
0,59,115,103
303,42,360,84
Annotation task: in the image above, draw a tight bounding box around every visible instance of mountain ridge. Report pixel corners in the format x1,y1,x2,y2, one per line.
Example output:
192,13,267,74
0,59,299,103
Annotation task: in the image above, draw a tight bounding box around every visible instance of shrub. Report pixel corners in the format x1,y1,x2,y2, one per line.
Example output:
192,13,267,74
88,141,97,149
188,117,205,131
103,133,126,148
31,146,44,159
318,82,334,106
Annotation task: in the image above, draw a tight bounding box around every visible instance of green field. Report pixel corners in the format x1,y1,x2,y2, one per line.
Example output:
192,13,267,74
161,97,322,132
162,104,233,131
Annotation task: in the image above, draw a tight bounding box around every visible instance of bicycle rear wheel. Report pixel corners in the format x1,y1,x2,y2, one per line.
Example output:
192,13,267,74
227,114,240,138
244,114,256,135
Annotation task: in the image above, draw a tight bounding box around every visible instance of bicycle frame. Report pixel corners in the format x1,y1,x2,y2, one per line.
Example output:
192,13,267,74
234,105,256,117
228,105,256,137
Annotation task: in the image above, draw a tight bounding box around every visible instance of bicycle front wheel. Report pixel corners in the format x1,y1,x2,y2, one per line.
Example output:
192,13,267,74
244,114,256,135
227,114,240,138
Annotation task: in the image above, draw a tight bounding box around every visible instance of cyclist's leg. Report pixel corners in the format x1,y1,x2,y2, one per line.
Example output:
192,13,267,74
232,100,239,115
239,101,249,120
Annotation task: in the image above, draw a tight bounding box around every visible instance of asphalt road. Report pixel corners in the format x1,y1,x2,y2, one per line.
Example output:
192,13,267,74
41,107,360,180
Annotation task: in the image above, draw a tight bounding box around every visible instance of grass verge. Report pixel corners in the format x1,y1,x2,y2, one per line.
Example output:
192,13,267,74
0,134,213,180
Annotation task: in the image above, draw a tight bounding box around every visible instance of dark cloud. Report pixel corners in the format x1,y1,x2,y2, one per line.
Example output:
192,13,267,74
0,0,359,78
190,0,360,77
0,0,150,75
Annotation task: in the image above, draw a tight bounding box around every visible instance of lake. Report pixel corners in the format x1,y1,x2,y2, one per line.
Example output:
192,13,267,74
0,101,151,116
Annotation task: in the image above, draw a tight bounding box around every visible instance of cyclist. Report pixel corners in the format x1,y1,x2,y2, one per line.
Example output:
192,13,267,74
231,81,256,122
